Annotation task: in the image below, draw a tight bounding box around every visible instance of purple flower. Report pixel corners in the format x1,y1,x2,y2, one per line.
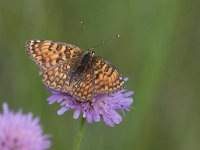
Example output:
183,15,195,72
47,79,134,127
0,103,51,150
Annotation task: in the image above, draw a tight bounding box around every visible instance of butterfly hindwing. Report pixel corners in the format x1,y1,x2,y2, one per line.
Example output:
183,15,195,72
42,61,94,101
71,68,95,101
42,59,80,93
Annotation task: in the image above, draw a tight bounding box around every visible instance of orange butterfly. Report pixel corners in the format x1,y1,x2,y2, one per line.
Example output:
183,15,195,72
25,40,125,101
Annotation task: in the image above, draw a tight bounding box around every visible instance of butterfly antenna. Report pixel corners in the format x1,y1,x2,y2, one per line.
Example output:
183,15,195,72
81,21,91,48
89,34,120,51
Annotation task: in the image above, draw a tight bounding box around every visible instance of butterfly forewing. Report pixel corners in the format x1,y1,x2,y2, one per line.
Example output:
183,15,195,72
92,56,125,95
25,40,84,70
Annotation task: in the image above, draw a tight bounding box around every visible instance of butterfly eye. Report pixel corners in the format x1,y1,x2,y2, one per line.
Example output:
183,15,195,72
91,51,94,55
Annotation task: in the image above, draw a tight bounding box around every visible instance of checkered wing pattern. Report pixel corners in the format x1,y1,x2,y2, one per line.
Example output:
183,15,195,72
42,60,94,101
25,40,125,101
42,60,80,93
25,40,84,70
92,56,125,95
71,68,95,101
62,56,125,101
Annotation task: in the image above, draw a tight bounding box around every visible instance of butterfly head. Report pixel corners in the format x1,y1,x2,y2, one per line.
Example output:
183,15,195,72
89,47,95,54
81,51,94,66
85,50,94,56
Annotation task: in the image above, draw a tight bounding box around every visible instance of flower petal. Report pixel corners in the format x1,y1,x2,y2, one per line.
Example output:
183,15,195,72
47,86,134,127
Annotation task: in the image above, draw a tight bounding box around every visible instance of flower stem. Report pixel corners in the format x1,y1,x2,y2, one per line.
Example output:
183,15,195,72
73,117,86,150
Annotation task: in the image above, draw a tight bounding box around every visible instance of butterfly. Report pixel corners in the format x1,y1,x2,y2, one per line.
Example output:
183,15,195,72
25,40,125,101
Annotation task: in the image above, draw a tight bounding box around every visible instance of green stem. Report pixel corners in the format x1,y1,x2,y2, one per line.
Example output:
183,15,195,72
73,118,86,150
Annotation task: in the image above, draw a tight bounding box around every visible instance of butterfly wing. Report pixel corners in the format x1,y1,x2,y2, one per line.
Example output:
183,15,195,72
64,56,125,101
42,60,94,101
42,59,81,94
70,68,95,101
25,40,84,71
92,56,125,94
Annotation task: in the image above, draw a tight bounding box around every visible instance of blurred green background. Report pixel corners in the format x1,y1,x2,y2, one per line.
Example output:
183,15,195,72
0,0,200,150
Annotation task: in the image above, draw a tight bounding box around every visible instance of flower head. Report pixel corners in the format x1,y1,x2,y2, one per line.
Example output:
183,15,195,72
0,103,51,150
47,79,133,127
